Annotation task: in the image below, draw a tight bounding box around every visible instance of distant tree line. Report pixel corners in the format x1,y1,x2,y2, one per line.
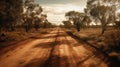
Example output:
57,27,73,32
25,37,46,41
85,0,120,35
63,11,91,32
0,0,23,31
0,0,55,32
62,0,120,35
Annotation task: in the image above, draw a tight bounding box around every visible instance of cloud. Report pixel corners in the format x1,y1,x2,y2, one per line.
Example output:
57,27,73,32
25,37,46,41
36,0,86,5
40,3,87,25
43,4,84,14
34,0,87,25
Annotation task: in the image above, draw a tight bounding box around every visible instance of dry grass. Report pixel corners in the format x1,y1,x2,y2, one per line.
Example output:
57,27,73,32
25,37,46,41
70,27,120,61
0,28,54,49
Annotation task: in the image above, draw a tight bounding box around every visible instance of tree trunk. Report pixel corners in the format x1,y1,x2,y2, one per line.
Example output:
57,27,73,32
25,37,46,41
76,24,80,32
0,28,1,32
25,24,29,32
101,24,106,35
10,26,15,31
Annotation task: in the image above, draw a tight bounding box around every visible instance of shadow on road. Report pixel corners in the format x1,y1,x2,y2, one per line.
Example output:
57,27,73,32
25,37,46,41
33,40,73,48
66,31,120,67
24,55,70,67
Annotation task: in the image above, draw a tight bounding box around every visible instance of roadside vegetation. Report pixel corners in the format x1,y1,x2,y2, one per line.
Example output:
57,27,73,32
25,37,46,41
0,0,56,49
0,0,120,66
62,0,120,64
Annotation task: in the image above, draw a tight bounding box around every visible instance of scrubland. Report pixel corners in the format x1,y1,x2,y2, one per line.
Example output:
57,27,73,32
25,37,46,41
69,27,120,62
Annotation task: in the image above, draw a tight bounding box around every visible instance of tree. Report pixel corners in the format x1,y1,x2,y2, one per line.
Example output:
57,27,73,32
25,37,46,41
90,5,112,34
40,14,48,28
62,20,73,28
115,21,120,29
23,0,43,32
65,11,85,32
0,0,23,31
0,0,6,31
82,15,92,27
34,17,41,31
86,0,117,35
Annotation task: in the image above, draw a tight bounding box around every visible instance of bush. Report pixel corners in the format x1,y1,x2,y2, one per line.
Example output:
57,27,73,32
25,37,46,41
104,30,120,53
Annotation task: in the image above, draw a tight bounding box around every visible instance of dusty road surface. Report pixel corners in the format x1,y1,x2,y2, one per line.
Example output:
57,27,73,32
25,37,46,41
0,28,110,67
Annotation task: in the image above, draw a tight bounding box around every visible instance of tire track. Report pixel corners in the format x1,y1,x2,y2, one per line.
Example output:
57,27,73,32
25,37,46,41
0,28,109,67
0,29,58,67
65,31,109,67
43,28,60,67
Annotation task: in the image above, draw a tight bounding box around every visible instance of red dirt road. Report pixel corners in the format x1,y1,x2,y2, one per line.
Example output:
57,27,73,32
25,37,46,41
0,28,109,67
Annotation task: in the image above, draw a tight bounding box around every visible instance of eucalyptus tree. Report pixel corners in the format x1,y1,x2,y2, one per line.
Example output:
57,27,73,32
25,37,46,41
65,11,85,32
90,5,115,34
23,0,43,32
62,20,73,29
40,14,52,28
86,0,119,35
114,13,120,29
0,0,23,31
82,15,92,27
0,0,6,31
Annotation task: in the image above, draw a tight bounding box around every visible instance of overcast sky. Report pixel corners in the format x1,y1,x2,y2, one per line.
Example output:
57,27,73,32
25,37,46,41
35,0,87,25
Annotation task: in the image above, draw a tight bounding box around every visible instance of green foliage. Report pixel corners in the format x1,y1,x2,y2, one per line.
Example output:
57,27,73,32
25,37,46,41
82,15,92,27
23,0,43,32
62,20,73,28
86,0,118,35
65,11,85,32
104,30,120,51
114,21,120,29
0,0,23,31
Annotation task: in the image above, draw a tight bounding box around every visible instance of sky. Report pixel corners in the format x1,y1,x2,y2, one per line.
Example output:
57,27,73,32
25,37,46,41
35,0,87,25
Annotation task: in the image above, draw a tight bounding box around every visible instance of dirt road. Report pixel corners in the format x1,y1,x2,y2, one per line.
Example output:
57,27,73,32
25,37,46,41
0,28,109,67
